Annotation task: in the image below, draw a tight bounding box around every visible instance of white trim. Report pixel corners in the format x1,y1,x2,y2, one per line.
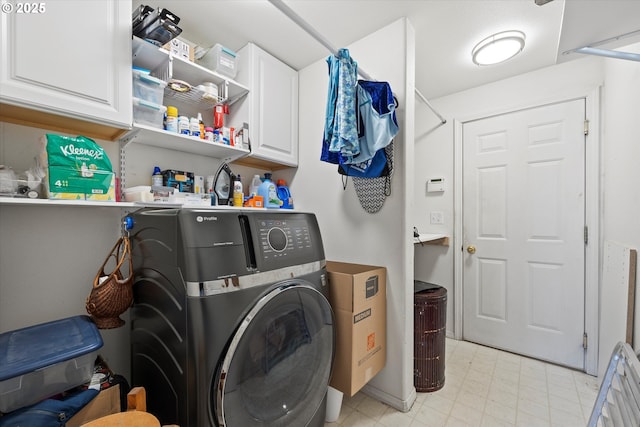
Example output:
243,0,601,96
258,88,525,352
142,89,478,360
584,86,602,375
454,119,464,340
453,87,602,373
360,382,417,412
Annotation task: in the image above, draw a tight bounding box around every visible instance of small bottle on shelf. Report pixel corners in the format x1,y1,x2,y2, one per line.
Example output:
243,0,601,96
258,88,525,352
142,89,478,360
178,116,190,135
249,174,262,196
190,117,201,138
197,113,205,139
233,174,243,207
165,106,178,133
151,166,163,187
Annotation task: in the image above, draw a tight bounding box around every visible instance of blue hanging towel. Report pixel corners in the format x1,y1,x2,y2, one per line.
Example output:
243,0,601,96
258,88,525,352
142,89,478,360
320,49,359,164
341,80,399,165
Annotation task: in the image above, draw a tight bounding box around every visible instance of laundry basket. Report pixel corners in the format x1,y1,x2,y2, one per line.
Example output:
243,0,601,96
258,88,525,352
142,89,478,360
414,281,447,392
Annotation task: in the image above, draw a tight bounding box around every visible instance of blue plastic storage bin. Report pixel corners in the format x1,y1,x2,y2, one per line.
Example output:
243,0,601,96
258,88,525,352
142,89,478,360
0,315,103,413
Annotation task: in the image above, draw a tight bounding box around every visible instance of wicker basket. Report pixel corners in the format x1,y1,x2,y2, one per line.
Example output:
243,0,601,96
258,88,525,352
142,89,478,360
414,283,447,392
86,236,134,329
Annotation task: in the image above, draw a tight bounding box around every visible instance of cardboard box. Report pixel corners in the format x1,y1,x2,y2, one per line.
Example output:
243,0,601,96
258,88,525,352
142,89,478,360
66,383,120,427
66,355,122,427
326,261,386,397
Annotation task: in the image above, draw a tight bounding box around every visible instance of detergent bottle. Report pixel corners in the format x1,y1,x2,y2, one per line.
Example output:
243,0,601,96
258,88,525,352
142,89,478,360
258,173,280,209
249,174,262,196
276,179,293,209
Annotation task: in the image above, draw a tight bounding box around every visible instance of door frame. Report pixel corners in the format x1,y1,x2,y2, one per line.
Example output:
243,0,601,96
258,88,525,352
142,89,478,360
453,87,601,375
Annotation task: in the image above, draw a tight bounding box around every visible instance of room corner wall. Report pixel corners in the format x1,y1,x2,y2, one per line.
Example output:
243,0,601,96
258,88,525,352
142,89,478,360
296,18,416,411
601,42,640,351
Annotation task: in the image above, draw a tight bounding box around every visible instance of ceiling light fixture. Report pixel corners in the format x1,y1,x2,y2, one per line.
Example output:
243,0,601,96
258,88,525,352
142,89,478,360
472,30,526,66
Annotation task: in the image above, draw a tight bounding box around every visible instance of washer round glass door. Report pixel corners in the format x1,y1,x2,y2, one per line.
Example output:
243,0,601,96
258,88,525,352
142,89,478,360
214,282,334,426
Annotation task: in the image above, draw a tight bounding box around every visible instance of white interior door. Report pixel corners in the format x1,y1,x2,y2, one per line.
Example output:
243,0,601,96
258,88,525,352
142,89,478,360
462,99,586,369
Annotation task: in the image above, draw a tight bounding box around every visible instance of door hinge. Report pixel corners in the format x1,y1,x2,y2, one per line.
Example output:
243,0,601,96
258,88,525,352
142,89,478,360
583,332,588,349
584,226,588,245
584,120,589,136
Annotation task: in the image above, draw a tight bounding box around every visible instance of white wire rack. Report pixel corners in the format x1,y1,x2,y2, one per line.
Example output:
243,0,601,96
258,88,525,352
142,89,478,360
588,341,640,427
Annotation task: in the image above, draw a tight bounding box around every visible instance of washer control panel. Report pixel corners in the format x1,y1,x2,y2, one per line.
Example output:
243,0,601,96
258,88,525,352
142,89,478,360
247,212,324,271
257,218,313,260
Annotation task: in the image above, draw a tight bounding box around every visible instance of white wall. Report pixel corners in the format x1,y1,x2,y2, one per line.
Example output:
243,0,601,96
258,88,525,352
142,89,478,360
0,122,131,378
415,43,640,362
296,19,417,411
601,43,640,349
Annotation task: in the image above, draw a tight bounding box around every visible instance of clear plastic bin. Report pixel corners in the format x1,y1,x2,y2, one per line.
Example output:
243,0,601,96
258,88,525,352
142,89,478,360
0,316,103,413
132,69,167,104
123,185,154,202
198,44,238,78
133,97,167,129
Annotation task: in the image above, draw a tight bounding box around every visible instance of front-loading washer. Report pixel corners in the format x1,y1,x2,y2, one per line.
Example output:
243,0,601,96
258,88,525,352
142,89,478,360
128,208,334,427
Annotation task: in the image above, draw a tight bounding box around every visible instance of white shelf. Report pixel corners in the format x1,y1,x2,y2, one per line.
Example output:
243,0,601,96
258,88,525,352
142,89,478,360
0,197,136,208
131,37,249,106
122,123,249,162
414,233,449,246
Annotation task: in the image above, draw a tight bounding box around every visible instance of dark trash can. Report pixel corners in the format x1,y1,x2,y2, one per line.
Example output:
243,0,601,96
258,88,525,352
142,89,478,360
414,280,447,392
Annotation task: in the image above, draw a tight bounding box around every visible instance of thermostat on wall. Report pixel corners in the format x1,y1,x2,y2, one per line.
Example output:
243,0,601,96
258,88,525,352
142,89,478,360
427,177,445,193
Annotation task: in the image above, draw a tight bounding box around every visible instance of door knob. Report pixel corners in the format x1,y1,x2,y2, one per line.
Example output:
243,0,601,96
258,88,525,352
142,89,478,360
467,245,476,254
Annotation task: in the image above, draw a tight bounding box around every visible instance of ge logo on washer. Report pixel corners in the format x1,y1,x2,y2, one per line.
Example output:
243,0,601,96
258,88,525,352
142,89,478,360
196,216,218,222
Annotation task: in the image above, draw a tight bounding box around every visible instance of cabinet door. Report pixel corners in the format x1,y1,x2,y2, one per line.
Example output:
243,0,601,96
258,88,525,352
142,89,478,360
0,0,132,128
245,44,299,167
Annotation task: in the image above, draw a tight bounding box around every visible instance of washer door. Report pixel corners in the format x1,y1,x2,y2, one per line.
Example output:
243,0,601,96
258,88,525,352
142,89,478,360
214,282,334,426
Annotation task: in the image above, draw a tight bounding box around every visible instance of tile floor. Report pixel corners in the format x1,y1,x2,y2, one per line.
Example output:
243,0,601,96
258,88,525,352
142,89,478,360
327,338,601,427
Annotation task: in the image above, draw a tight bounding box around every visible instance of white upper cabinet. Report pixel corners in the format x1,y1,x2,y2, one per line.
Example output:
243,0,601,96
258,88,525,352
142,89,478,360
0,0,132,130
235,43,298,168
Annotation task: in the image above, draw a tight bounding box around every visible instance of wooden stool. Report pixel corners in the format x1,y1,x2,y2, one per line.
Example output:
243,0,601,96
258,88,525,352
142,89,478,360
81,387,178,427
81,411,161,427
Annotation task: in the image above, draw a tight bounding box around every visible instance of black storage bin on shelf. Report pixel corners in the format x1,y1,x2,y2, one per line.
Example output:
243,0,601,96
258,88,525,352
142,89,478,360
414,280,447,392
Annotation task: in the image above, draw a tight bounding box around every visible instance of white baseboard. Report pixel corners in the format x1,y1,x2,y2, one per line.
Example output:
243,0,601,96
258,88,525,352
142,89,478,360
359,383,417,412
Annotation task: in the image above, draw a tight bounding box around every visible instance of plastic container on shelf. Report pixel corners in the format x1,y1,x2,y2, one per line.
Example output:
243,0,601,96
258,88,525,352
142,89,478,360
132,69,167,104
165,106,178,132
133,97,167,129
198,43,238,78
152,166,163,187
233,174,243,207
189,117,201,138
258,173,280,209
124,185,154,202
178,115,190,135
204,127,214,141
0,316,103,413
197,113,205,139
276,179,293,209
249,174,262,196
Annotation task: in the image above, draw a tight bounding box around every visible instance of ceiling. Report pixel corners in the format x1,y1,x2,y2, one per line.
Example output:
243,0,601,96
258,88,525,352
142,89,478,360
134,0,640,100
